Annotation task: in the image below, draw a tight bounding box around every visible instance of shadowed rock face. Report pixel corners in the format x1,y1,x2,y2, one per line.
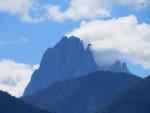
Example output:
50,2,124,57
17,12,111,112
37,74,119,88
24,36,131,96
24,36,99,95
23,71,141,113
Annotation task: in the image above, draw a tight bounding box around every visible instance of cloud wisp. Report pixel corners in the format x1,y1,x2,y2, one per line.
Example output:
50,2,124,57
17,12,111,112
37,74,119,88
68,15,150,69
0,59,39,97
0,0,47,23
0,37,29,47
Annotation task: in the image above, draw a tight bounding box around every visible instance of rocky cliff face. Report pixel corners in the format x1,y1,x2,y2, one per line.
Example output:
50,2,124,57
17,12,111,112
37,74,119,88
24,36,99,95
24,36,131,96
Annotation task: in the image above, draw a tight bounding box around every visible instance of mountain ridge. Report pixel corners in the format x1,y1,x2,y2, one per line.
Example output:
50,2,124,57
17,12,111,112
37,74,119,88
98,75,150,113
23,71,141,113
0,90,51,113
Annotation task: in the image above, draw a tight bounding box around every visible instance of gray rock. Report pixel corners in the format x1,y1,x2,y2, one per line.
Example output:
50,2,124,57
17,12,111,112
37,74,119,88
24,36,131,96
24,36,99,96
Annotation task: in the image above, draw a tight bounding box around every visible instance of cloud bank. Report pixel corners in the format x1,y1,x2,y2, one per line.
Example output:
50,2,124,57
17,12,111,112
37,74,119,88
0,0,47,23
0,0,149,23
0,59,39,97
68,15,150,68
47,0,150,22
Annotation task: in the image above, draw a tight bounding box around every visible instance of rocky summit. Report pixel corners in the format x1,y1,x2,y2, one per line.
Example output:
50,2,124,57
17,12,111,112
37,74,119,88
24,36,130,96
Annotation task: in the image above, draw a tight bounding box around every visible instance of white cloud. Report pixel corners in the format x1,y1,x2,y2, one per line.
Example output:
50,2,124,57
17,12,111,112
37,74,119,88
47,0,110,22
0,0,46,23
0,59,38,97
68,15,150,68
0,0,149,23
47,0,150,22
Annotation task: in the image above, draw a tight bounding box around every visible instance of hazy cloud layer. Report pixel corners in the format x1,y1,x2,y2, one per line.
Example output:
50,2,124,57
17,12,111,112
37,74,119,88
68,15,150,68
0,0,149,23
0,59,39,97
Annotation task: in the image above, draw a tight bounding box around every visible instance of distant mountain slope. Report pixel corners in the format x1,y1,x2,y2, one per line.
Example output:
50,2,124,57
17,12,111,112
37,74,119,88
23,71,141,113
99,76,150,113
24,36,130,96
0,91,51,113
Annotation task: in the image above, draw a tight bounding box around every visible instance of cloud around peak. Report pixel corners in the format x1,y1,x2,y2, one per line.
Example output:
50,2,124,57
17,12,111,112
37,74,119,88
67,15,150,68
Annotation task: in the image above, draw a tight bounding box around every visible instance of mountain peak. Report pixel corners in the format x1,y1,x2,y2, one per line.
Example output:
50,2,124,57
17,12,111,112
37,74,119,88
55,36,84,50
24,36,131,96
69,35,80,40
122,62,130,73
114,60,122,69
24,36,99,96
59,36,81,43
109,60,130,73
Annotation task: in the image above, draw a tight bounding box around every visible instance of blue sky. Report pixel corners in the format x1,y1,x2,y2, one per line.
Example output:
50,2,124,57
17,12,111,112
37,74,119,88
0,0,150,97
0,15,82,64
0,12,79,64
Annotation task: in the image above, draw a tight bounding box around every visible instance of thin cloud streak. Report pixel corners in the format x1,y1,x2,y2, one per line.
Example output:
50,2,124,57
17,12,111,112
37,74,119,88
0,37,29,46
